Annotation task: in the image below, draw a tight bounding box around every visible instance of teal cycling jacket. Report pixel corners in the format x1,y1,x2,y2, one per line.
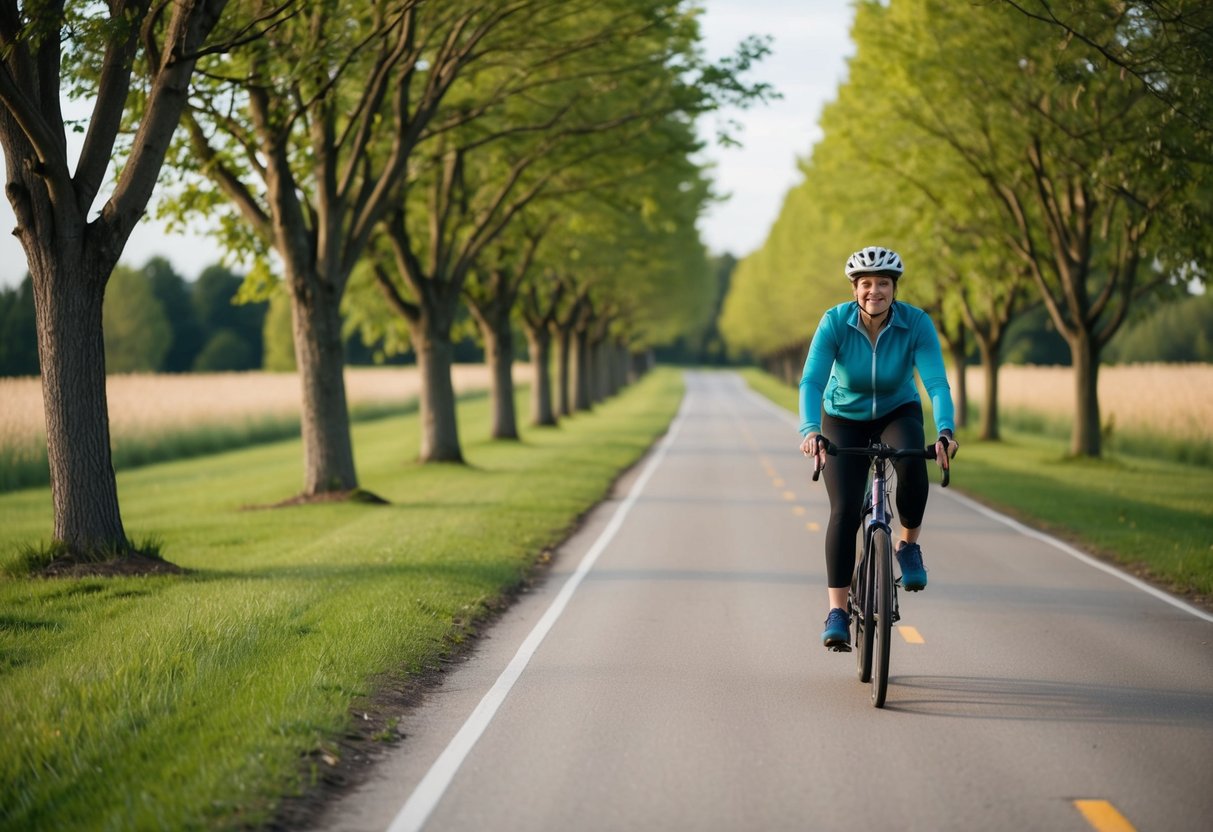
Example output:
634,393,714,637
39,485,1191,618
798,301,955,437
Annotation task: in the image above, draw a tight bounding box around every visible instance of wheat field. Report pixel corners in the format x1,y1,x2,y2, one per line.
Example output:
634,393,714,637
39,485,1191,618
4,363,1208,452
0,365,527,451
962,363,1213,442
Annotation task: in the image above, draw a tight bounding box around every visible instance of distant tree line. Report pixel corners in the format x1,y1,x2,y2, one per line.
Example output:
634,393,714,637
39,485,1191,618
1,258,265,376
0,255,467,377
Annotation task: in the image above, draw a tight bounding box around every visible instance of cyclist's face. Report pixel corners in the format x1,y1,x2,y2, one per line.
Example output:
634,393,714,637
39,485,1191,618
852,275,895,315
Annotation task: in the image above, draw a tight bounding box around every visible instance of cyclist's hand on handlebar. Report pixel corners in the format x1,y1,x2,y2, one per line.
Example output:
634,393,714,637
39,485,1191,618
801,432,828,476
934,433,958,470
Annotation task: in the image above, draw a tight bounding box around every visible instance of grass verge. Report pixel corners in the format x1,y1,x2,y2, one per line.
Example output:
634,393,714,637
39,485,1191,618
740,367,1213,603
0,369,683,830
964,402,1213,468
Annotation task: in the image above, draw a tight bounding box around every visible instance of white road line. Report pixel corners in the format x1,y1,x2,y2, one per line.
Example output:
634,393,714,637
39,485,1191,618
740,379,1213,625
386,399,690,832
942,488,1213,624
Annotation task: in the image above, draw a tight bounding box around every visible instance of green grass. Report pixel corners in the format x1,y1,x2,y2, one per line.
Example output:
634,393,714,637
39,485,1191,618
0,370,684,831
965,402,1213,468
740,367,1213,600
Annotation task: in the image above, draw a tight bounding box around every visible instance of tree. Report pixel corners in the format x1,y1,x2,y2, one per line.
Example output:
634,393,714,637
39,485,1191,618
193,328,255,371
0,0,230,557
0,274,38,376
718,154,851,384
1105,291,1213,363
103,265,171,373
460,100,718,438
366,0,771,461
854,0,1210,455
192,264,265,368
997,0,1213,135
143,256,203,372
175,0,564,492
462,221,546,438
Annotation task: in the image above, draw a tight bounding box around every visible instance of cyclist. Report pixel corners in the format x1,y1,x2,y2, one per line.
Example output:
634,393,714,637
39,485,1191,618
798,246,958,650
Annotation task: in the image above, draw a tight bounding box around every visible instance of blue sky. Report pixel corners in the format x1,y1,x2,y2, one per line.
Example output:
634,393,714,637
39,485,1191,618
0,2,855,287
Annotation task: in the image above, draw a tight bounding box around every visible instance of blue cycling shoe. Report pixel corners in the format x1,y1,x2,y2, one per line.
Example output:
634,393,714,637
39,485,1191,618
896,541,928,591
821,607,851,651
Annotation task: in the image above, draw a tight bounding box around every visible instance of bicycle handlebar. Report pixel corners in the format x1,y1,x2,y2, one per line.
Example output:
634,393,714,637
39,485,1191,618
810,437,950,488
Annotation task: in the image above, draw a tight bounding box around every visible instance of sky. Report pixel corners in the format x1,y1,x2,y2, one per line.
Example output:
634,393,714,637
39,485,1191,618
0,2,856,289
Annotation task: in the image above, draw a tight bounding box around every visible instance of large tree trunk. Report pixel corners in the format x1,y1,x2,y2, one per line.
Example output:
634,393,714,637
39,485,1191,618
289,278,358,493
475,307,519,440
612,342,628,393
1069,331,1102,457
975,341,1001,441
525,324,557,427
466,265,524,440
943,328,967,429
33,257,127,551
414,315,464,463
572,325,593,412
555,326,573,417
588,334,606,403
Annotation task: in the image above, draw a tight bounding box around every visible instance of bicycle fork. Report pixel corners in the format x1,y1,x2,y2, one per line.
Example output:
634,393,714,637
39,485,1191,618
866,463,901,625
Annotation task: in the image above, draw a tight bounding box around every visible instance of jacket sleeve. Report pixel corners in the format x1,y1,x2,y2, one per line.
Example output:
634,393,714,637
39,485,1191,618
912,311,955,435
798,312,837,436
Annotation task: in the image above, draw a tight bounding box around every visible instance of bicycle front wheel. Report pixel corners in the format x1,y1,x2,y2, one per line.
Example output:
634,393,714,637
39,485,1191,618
871,527,894,707
854,527,874,683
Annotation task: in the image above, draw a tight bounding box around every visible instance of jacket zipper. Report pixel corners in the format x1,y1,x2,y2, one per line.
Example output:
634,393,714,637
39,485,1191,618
869,306,892,418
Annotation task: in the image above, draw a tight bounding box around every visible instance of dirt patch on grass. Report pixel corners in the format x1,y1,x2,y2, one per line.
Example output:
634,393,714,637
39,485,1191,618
38,553,186,579
244,489,391,510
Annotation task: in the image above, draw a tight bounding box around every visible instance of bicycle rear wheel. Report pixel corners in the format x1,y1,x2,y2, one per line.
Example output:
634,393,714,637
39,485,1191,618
871,527,894,707
854,527,874,683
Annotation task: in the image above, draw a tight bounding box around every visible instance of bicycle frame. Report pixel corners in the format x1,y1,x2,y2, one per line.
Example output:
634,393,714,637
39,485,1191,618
860,453,899,617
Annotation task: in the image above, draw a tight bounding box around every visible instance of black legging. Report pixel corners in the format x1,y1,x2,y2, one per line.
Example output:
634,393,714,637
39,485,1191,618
820,401,928,588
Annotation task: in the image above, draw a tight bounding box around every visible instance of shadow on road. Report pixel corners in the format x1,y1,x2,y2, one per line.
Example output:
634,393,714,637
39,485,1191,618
885,675,1213,724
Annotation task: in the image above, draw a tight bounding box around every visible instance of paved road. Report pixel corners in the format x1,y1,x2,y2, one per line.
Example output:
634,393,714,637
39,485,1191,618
312,371,1213,832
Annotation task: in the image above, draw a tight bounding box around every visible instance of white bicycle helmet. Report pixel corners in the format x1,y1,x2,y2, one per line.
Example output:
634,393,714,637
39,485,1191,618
844,246,904,280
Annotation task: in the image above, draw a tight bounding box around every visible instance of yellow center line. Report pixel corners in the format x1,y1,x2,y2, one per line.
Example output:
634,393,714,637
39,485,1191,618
1074,800,1136,832
782,491,796,501
897,626,924,644
772,478,785,488
805,521,820,532
791,506,806,516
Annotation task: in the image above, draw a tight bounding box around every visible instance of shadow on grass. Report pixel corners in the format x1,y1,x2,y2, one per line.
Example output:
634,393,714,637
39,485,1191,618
183,557,529,587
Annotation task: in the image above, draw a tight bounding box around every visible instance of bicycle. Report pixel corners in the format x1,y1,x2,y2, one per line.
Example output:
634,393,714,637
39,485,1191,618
812,438,950,708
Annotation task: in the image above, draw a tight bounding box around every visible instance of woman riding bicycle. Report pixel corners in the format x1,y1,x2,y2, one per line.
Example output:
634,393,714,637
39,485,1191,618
798,246,958,650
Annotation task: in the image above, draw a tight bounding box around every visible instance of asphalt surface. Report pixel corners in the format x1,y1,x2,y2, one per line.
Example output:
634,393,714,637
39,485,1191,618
310,371,1213,832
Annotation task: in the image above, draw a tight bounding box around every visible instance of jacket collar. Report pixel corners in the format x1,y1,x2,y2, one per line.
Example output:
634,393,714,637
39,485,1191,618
846,300,905,331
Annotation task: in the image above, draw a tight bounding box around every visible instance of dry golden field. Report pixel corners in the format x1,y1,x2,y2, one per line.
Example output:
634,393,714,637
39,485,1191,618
0,365,528,451
962,363,1213,442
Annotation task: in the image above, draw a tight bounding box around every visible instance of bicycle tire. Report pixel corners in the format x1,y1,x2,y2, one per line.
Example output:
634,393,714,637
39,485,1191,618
871,527,894,707
854,527,874,683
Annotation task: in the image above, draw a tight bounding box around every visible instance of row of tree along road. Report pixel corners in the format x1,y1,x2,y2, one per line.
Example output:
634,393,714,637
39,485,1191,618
720,0,1212,455
0,1,770,563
